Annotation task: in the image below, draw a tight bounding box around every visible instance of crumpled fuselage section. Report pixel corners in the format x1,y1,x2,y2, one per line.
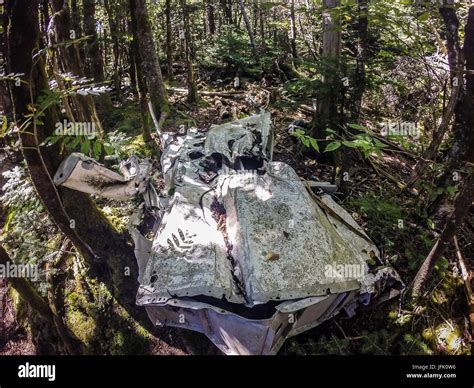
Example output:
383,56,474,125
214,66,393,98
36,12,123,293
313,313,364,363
54,111,404,355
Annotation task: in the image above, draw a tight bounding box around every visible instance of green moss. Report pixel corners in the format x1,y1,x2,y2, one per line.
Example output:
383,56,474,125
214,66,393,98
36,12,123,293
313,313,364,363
63,276,152,355
121,134,160,158
423,322,468,355
100,206,128,233
66,309,97,350
109,323,150,355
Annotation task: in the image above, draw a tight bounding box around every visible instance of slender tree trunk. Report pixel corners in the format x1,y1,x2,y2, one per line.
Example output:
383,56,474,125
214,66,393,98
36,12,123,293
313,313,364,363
0,246,52,320
49,0,104,137
406,5,463,188
238,0,258,59
130,15,151,142
104,0,122,101
69,0,84,62
207,0,216,35
40,0,50,48
289,0,298,60
220,0,232,25
259,1,265,49
83,0,112,111
350,0,368,122
181,0,198,103
413,6,474,295
165,0,174,80
129,0,169,126
311,0,341,141
129,39,137,93
0,241,79,354
449,6,474,165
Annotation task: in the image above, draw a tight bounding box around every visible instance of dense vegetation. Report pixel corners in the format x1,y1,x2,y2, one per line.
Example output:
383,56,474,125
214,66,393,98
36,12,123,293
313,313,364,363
0,0,473,355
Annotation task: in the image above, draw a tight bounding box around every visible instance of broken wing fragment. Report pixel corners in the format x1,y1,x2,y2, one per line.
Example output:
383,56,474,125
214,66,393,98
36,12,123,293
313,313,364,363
53,153,152,200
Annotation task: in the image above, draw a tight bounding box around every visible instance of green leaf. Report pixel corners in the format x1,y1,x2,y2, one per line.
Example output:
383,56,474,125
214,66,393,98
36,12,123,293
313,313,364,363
42,135,61,146
68,136,82,149
309,138,319,152
81,139,90,154
342,140,358,148
446,186,458,196
347,123,366,131
373,138,388,148
294,128,305,136
1,115,8,135
4,210,15,232
324,141,342,152
93,141,102,159
418,12,430,22
104,144,115,155
427,219,435,230
301,137,310,147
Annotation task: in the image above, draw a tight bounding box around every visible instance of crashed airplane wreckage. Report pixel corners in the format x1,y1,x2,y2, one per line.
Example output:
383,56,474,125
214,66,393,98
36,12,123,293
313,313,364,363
53,111,404,355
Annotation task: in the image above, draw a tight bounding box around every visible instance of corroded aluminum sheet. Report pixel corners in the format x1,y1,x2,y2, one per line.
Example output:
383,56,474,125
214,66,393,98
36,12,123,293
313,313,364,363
54,110,404,355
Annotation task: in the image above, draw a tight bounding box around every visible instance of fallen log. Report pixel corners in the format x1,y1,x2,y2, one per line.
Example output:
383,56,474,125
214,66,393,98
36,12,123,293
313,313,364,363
168,87,246,99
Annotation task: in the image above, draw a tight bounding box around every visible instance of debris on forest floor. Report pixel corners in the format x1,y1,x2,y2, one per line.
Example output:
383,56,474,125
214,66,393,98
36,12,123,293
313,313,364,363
54,110,405,355
41,73,472,355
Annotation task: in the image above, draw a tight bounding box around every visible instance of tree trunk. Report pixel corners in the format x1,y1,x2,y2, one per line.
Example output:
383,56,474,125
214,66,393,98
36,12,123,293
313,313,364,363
350,0,368,122
0,243,79,354
129,11,152,142
289,0,298,60
181,0,198,104
259,1,265,49
207,0,216,35
449,6,474,165
413,6,474,296
165,0,174,79
238,0,258,59
220,0,232,25
129,0,169,125
423,6,474,218
104,0,122,101
69,0,84,62
311,0,341,141
406,5,463,188
412,168,474,296
49,0,104,137
0,246,52,320
83,0,112,111
7,0,146,325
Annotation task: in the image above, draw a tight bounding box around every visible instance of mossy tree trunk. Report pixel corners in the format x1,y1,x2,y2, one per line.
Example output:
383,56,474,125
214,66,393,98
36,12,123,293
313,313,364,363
6,0,148,327
129,0,169,126
0,244,79,354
